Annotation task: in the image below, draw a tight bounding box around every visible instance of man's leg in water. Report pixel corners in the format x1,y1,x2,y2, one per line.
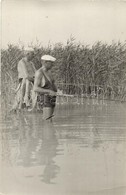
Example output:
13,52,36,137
24,79,31,107
43,107,55,122
19,78,26,109
28,91,38,111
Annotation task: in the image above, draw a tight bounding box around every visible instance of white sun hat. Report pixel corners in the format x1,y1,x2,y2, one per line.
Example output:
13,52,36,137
41,55,56,62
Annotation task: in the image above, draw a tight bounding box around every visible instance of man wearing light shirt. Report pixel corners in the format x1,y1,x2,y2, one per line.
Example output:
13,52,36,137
17,49,36,109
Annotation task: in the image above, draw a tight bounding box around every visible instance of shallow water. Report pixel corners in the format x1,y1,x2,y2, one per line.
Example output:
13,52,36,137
0,100,126,195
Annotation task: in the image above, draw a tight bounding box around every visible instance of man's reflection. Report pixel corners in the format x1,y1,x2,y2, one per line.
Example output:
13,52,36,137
38,121,60,184
16,113,60,184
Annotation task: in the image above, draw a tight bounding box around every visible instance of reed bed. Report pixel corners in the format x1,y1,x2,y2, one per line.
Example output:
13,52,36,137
1,38,126,111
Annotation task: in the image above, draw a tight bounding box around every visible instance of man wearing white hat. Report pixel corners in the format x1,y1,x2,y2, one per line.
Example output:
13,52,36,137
33,55,57,120
17,48,36,109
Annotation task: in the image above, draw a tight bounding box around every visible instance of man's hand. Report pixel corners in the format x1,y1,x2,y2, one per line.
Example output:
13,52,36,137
49,90,57,96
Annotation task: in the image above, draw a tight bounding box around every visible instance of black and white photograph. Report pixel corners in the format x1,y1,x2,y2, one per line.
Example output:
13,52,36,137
0,0,126,194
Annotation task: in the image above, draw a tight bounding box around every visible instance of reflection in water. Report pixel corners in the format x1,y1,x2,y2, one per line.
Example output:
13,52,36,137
2,113,60,184
38,122,60,184
1,100,126,194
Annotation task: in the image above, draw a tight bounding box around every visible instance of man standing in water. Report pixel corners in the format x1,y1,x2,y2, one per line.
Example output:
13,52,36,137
33,55,57,120
17,48,36,109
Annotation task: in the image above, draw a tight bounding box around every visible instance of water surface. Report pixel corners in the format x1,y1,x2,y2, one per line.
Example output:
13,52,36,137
0,100,126,195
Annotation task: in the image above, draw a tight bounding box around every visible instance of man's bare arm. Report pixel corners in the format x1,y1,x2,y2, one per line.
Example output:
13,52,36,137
33,71,54,95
